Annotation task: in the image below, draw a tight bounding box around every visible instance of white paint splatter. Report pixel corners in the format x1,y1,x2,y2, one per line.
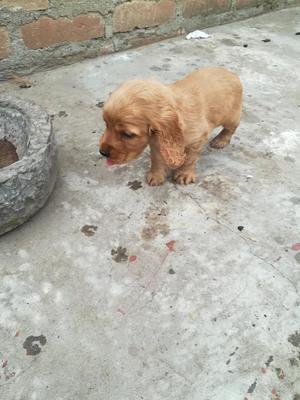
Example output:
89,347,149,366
264,130,300,156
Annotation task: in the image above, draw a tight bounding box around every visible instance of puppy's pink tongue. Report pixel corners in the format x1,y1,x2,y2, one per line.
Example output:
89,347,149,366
106,159,114,166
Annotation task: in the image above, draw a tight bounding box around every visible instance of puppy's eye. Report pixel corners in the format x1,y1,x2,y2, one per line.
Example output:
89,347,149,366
122,132,136,139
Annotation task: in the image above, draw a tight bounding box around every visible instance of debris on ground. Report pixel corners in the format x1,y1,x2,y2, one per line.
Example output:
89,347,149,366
10,73,32,88
127,181,143,191
58,110,68,117
186,30,211,40
81,225,98,237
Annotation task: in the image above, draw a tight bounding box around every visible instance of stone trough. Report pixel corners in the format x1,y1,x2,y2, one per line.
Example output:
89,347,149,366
0,96,57,236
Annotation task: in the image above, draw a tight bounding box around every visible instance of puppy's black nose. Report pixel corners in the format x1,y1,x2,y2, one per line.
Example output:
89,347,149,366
99,149,110,158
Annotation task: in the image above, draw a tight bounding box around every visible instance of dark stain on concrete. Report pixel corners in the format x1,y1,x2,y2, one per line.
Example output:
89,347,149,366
111,247,128,263
23,335,47,356
290,197,300,205
0,138,19,168
81,225,98,237
295,253,300,264
289,357,299,367
284,156,295,162
230,347,239,356
288,331,300,347
265,355,274,367
150,66,162,71
247,379,257,394
128,180,143,191
221,38,237,46
58,110,68,117
275,367,285,380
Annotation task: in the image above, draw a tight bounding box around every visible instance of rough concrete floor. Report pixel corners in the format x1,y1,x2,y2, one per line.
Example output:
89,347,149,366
1,7,300,400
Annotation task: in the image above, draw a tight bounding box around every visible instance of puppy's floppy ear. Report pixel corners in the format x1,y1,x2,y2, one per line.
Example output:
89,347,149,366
151,109,186,169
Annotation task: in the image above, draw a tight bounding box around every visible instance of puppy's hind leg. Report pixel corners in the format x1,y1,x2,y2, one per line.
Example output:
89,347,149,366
210,102,242,149
210,124,238,149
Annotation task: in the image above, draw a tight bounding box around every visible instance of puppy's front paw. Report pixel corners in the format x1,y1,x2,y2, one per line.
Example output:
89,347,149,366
147,171,166,186
210,136,230,149
174,170,197,185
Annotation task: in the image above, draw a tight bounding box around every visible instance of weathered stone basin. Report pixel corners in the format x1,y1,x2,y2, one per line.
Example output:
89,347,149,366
0,96,57,236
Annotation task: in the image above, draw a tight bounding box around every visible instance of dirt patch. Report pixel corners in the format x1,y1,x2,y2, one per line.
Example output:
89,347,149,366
0,139,19,168
200,174,240,200
288,331,300,347
127,180,143,191
81,225,98,237
141,207,170,240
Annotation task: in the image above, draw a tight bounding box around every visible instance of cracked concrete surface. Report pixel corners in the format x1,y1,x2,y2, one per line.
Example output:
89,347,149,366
0,7,300,400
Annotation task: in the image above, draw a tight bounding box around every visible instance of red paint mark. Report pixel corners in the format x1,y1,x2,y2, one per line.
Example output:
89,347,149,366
2,360,8,368
129,255,137,263
106,159,114,166
261,367,266,373
292,243,300,251
166,240,176,252
15,330,20,337
117,308,125,316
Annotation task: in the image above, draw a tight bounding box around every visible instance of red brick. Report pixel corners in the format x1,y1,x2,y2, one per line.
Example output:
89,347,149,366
0,28,10,59
236,0,259,9
183,0,229,18
0,0,48,10
113,0,176,33
21,14,104,50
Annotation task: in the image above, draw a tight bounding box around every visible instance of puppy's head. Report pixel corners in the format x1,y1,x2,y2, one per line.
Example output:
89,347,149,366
99,79,186,168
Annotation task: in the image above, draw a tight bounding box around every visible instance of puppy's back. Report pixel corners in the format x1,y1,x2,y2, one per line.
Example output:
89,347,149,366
173,67,243,128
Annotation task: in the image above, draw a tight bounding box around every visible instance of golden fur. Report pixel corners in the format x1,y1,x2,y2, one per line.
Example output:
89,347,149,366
99,67,243,185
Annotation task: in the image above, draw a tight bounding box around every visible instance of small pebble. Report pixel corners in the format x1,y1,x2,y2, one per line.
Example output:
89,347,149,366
238,226,244,231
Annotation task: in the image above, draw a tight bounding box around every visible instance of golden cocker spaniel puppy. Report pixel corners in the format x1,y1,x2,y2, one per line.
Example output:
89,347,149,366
99,67,243,185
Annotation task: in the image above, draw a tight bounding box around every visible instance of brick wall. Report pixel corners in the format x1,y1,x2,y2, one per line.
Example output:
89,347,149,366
0,0,298,79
